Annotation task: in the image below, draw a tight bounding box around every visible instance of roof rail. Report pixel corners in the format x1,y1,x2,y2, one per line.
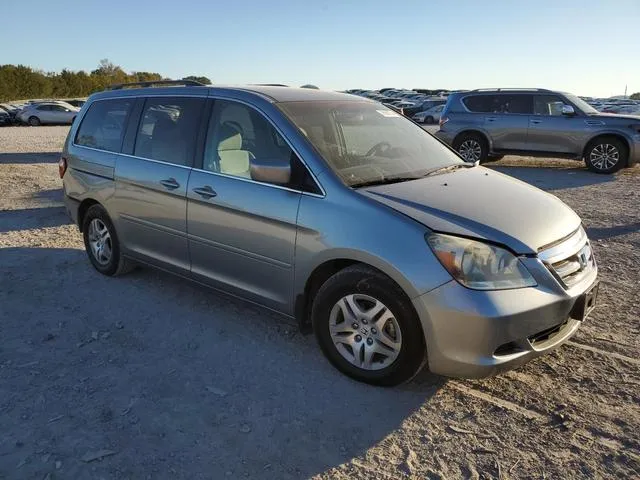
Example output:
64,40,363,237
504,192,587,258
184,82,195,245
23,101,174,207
251,83,289,87
107,80,205,90
471,88,552,93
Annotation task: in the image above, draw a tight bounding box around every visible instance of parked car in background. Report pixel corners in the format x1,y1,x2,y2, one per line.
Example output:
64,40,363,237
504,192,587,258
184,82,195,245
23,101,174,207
436,88,640,173
65,99,86,108
62,82,598,386
17,102,80,126
402,98,447,118
0,104,19,125
413,104,445,124
0,108,11,126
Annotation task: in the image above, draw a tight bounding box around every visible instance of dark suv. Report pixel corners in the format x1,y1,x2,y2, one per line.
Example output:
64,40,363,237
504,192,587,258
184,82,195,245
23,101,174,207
436,88,640,173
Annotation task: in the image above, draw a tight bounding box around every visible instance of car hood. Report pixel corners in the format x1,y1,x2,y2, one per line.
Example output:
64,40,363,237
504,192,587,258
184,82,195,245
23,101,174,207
590,112,640,121
358,166,581,254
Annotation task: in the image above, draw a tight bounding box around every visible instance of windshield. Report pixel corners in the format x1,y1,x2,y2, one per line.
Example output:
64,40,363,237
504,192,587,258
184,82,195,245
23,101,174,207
564,94,599,114
278,100,462,187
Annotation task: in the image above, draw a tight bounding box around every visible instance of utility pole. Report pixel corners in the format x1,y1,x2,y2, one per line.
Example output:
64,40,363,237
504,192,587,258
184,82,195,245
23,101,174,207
625,85,628,98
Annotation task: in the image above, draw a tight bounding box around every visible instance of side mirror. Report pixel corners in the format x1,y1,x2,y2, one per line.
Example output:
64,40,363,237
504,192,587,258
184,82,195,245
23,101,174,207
561,105,575,116
250,158,291,185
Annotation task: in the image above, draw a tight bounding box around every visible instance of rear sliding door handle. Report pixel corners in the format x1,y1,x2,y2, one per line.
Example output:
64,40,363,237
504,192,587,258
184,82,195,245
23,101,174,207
192,185,217,199
160,178,180,190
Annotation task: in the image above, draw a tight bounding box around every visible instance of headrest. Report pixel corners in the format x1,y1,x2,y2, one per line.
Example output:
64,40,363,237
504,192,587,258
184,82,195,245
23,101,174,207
218,123,242,151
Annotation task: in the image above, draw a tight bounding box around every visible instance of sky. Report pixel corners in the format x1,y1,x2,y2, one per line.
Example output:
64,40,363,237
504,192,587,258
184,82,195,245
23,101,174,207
2,0,639,98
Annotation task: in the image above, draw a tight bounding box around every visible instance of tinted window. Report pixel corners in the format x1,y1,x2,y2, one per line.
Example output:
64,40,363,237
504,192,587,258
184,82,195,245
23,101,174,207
204,99,316,191
463,94,532,114
463,95,494,112
534,95,566,116
51,105,68,112
75,99,132,152
37,105,51,111
134,97,204,166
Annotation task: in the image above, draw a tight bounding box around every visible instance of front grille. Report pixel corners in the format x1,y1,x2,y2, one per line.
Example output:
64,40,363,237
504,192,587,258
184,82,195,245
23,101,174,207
538,227,596,289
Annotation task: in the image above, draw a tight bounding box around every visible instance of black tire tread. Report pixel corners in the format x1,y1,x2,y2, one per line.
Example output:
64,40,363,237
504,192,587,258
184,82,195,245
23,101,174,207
311,264,426,386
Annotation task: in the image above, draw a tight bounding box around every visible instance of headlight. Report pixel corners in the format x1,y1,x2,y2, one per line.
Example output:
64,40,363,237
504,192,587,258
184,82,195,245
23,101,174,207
427,233,536,290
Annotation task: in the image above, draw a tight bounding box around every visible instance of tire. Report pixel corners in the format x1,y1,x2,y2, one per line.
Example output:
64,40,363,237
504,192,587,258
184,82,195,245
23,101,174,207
82,204,134,276
453,132,488,163
28,116,41,126
584,137,627,174
311,265,426,386
425,116,434,125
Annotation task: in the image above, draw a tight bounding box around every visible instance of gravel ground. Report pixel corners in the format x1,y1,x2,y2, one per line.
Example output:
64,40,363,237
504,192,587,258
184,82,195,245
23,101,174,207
1,126,639,479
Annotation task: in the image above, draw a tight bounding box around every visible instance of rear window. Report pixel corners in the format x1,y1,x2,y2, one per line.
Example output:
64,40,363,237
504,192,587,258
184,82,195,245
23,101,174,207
133,97,204,166
463,94,532,114
75,99,132,152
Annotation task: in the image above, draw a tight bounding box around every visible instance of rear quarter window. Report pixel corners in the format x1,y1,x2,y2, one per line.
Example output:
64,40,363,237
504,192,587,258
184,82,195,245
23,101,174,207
462,95,494,113
75,99,133,152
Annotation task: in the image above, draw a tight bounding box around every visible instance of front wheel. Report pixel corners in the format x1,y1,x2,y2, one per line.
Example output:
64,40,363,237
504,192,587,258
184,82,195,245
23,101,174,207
28,116,41,126
584,137,627,174
311,265,426,386
453,133,488,163
425,116,434,124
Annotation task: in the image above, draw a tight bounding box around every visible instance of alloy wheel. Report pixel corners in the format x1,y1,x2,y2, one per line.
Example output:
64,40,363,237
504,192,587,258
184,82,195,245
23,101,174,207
458,139,482,162
328,294,402,371
88,218,112,265
589,144,619,171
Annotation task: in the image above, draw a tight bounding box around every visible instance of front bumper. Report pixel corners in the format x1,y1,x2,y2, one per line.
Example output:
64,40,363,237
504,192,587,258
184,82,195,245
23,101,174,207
629,136,640,166
412,256,597,378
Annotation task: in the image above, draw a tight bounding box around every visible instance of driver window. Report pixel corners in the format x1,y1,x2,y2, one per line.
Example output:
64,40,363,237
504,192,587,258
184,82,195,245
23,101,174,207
534,95,566,116
204,100,317,191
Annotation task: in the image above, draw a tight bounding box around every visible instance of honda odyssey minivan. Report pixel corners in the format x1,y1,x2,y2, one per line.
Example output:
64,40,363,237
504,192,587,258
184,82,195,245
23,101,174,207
61,81,598,386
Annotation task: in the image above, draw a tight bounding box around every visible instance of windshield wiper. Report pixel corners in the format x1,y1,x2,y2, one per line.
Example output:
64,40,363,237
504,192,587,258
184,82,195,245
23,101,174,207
351,176,421,188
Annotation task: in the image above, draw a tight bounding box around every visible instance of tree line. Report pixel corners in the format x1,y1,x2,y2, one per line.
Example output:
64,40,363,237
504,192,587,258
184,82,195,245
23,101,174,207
0,59,211,102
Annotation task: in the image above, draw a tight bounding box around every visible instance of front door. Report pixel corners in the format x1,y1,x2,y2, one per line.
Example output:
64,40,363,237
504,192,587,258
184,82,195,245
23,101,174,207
187,99,305,313
527,94,582,154
113,96,205,273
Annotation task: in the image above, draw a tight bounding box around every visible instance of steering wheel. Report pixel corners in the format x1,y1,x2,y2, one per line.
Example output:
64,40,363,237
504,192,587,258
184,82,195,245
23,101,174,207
366,141,392,157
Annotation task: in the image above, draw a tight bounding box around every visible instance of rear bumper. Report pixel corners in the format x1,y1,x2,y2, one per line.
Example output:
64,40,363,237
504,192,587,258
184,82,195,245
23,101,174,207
434,130,454,145
412,267,597,379
63,192,80,228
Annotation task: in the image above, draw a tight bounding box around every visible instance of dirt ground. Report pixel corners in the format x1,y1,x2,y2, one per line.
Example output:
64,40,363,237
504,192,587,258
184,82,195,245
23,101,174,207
1,126,639,480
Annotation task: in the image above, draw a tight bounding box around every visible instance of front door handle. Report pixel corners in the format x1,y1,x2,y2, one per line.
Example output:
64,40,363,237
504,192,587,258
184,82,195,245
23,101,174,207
530,119,543,125
486,116,497,122
160,178,180,190
192,185,217,199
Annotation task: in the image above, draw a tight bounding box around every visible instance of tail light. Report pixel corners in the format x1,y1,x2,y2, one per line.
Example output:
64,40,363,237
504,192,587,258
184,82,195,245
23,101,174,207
439,116,449,128
58,156,67,178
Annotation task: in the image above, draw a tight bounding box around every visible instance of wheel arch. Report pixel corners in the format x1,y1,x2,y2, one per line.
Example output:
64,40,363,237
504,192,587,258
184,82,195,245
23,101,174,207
452,129,493,152
294,254,421,333
582,133,631,165
77,198,101,232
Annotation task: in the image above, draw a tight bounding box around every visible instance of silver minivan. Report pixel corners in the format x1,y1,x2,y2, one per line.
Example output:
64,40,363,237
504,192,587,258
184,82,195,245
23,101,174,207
61,82,598,386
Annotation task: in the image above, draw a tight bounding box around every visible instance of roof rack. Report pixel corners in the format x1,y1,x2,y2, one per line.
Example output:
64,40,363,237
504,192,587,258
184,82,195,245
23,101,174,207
471,88,552,93
107,80,205,90
251,83,289,87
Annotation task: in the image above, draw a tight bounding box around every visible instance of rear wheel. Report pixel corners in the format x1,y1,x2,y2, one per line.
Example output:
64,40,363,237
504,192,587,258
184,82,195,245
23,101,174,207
82,204,134,276
28,116,41,126
584,137,627,174
453,132,488,163
311,265,426,386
